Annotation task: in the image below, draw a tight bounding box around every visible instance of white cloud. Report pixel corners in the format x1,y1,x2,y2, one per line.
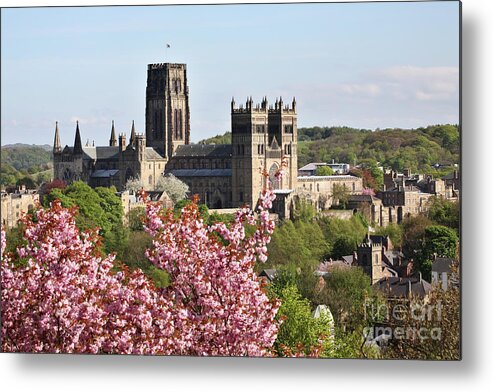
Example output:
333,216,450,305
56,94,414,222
372,65,459,102
339,83,381,97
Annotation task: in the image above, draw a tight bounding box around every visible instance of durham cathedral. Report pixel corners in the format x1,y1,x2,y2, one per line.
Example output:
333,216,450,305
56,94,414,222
53,62,362,216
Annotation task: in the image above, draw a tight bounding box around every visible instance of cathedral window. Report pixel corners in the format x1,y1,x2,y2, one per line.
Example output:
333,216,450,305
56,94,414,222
269,163,280,190
149,175,153,185
239,192,244,202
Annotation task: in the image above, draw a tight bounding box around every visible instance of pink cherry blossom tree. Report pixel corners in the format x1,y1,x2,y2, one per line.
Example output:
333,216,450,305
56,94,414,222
143,187,280,356
0,201,182,354
1,184,281,355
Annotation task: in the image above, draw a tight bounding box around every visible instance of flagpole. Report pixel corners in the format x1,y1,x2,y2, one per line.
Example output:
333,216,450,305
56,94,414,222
165,43,171,63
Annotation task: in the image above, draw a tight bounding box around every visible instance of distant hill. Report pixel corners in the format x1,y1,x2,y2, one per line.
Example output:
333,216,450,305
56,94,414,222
198,132,231,145
198,124,460,175
1,144,53,187
2,143,51,151
1,144,53,171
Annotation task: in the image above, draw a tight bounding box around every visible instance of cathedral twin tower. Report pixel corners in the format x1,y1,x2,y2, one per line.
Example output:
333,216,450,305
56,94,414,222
53,62,298,211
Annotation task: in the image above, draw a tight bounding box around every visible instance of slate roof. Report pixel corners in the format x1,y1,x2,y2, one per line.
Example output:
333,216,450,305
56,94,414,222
145,148,165,160
299,163,325,172
90,169,119,178
349,194,377,203
373,276,432,298
80,146,164,161
432,257,454,274
169,169,232,177
82,146,119,160
174,144,232,158
384,250,404,266
259,269,278,282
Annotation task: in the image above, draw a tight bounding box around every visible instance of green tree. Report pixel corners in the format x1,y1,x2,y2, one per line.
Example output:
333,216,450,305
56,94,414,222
418,225,458,281
331,183,350,209
269,283,334,357
315,165,334,176
16,176,36,189
427,196,460,233
314,267,384,332
318,215,367,259
127,207,146,231
401,215,433,264
291,198,316,222
374,223,403,248
43,181,127,254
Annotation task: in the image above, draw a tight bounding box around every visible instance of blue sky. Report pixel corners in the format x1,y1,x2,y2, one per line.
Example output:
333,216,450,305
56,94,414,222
1,1,460,146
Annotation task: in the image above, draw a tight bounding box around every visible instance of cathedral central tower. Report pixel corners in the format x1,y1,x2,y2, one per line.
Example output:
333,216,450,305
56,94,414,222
145,63,191,158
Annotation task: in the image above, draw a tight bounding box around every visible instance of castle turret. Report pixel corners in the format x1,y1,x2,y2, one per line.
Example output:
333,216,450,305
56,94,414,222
119,133,127,152
357,235,384,284
53,121,61,153
74,121,83,155
135,133,146,162
109,121,117,146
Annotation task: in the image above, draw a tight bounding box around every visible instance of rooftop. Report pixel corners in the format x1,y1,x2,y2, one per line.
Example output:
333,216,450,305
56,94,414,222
174,144,232,158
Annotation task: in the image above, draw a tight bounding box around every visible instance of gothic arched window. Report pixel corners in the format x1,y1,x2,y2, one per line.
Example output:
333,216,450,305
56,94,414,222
63,168,72,182
269,163,280,190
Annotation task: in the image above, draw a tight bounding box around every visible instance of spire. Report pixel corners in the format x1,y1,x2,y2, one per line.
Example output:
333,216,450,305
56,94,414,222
53,121,61,153
129,120,136,146
74,120,83,154
109,120,117,146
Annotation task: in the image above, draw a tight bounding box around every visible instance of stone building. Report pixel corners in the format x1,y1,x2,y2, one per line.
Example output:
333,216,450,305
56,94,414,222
296,175,363,211
53,120,167,191
377,185,434,224
52,61,362,218
1,186,39,228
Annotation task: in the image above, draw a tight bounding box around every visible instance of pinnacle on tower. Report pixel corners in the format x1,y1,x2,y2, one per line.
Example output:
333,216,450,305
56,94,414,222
53,121,61,153
110,120,117,146
129,120,136,146
74,120,83,154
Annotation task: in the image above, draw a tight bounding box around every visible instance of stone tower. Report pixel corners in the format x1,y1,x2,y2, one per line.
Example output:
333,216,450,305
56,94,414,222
357,235,383,284
145,63,191,159
231,96,298,208
267,97,298,192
